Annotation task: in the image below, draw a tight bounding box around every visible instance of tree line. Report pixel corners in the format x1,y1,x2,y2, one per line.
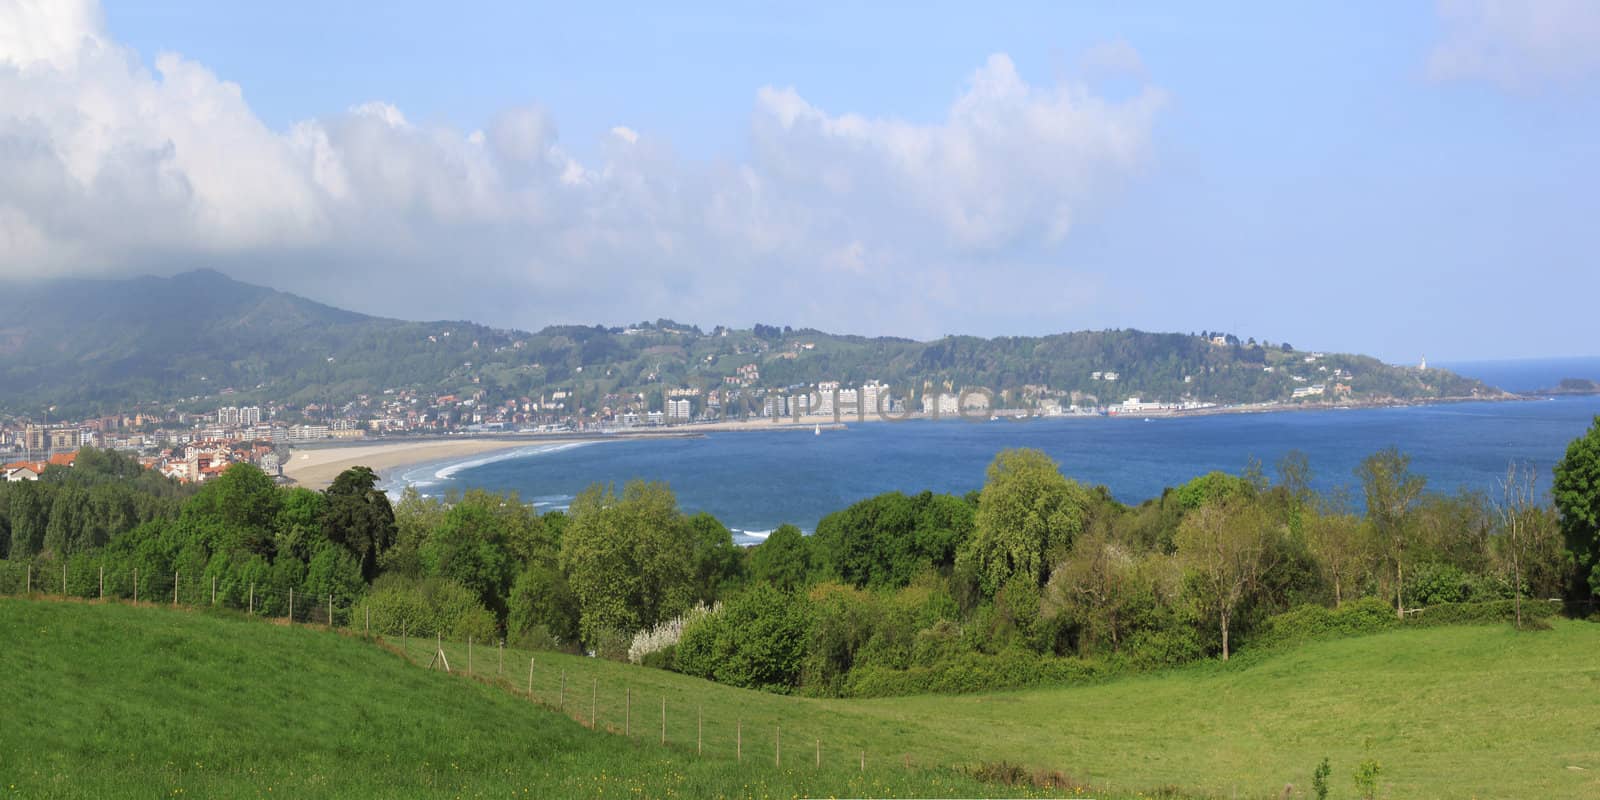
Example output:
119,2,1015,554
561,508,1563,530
5,417,1600,697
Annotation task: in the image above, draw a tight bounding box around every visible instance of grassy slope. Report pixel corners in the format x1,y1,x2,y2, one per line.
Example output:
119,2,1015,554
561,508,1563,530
0,600,1055,799
402,622,1600,799
6,600,1598,799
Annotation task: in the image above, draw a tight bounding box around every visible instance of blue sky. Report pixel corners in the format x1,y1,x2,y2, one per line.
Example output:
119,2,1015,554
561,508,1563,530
3,1,1598,361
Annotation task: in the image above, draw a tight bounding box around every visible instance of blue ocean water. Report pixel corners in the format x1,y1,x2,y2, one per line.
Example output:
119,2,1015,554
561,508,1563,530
398,376,1600,542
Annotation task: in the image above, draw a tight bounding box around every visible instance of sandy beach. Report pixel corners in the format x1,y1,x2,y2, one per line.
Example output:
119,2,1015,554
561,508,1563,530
282,438,541,490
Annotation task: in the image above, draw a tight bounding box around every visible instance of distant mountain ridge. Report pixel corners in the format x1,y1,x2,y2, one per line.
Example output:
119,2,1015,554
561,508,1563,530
0,270,1498,417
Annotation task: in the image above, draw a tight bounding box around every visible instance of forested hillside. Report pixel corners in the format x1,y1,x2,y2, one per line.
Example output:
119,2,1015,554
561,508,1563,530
0,270,1495,417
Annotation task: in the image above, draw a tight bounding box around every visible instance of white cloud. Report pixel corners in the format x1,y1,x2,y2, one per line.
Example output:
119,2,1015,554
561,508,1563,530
0,0,1164,337
1428,0,1600,86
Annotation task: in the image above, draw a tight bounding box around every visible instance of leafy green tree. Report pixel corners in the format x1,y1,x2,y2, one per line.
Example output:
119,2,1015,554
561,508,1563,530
1357,448,1427,618
383,487,445,576
1303,511,1371,608
419,497,517,617
558,481,695,645
676,583,810,692
8,481,50,559
42,484,88,556
507,562,581,646
318,466,396,581
686,512,743,603
962,449,1090,595
749,524,811,591
274,489,328,563
182,463,280,558
1174,470,1255,512
812,491,975,589
1043,528,1147,653
1554,417,1600,599
1175,500,1281,660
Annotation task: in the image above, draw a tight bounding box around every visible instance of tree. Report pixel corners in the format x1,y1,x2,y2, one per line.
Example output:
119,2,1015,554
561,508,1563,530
1553,417,1600,599
963,449,1091,595
9,481,52,559
749,524,811,591
558,481,696,644
1304,511,1370,608
419,498,517,615
686,512,743,603
1357,448,1426,618
1044,528,1145,653
318,466,397,581
1496,461,1549,627
1175,500,1281,660
182,463,280,557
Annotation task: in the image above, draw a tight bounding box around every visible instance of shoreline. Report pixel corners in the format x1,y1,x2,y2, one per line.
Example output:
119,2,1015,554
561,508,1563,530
286,394,1522,491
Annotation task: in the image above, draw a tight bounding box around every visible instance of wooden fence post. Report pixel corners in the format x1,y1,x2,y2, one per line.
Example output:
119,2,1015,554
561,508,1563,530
590,679,596,728
365,606,370,637
211,575,216,606
99,565,104,600
288,587,293,622
736,719,742,763
860,750,864,772
248,582,253,615
815,739,820,768
62,563,67,595
328,594,333,627
173,570,179,606
527,657,534,696
132,567,137,604
775,725,780,767
25,564,30,594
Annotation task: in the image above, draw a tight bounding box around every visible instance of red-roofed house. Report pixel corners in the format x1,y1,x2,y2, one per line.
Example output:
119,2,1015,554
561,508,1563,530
48,450,78,468
4,461,45,482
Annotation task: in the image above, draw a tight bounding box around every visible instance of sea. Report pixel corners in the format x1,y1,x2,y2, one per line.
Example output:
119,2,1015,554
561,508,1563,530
390,357,1600,543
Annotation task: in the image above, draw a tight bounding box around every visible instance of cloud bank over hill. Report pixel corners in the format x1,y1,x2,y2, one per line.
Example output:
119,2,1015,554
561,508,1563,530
0,0,1164,336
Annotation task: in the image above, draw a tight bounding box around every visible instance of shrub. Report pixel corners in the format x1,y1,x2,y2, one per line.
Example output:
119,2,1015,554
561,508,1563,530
627,603,715,664
1248,598,1397,649
675,584,809,692
1405,598,1557,627
1405,562,1511,606
641,645,676,671
843,649,1108,697
507,623,569,653
351,575,497,642
1121,625,1208,670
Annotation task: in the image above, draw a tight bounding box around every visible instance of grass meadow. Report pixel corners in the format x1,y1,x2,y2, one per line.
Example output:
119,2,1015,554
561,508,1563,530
4,597,1598,798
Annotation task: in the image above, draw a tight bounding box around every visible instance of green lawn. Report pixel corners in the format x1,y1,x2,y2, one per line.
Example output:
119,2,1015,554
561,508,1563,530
5,598,1598,799
0,600,1062,799
404,619,1600,799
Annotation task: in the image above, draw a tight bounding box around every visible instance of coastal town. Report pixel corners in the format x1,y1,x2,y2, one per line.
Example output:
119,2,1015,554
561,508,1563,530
1,349,1403,486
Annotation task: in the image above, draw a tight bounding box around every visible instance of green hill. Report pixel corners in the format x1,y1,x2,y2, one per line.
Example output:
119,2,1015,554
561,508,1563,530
400,619,1600,798
0,599,1046,799
5,598,1597,798
0,270,1496,416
